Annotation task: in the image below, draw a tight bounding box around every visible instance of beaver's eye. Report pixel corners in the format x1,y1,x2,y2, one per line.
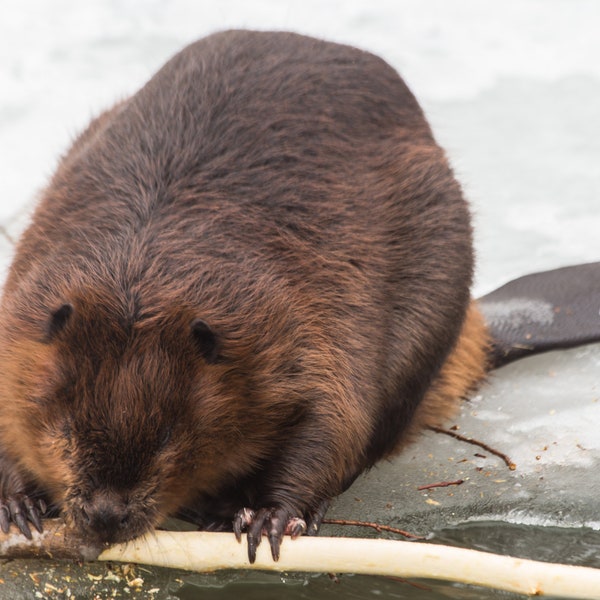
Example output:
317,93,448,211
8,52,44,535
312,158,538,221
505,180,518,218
46,303,74,341
190,319,219,363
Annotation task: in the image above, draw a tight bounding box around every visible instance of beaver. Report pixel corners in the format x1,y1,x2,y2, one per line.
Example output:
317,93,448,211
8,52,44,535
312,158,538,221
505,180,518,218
0,30,490,562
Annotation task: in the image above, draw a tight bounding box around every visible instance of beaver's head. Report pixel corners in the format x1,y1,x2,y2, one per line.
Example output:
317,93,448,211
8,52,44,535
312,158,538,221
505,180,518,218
0,280,282,546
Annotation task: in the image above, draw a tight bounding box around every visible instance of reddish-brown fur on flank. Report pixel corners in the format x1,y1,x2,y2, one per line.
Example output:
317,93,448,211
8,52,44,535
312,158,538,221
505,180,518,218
0,30,490,550
396,301,491,451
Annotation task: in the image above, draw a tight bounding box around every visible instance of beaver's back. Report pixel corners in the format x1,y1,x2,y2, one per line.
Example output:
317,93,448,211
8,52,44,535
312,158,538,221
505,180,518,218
6,33,472,435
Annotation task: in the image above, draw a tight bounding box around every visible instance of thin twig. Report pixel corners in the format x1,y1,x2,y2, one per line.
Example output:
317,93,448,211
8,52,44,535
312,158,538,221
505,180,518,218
321,518,423,540
428,425,516,470
417,479,464,491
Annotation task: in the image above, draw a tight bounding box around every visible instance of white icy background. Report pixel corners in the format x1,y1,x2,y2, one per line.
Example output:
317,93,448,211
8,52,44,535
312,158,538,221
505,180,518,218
1,0,600,589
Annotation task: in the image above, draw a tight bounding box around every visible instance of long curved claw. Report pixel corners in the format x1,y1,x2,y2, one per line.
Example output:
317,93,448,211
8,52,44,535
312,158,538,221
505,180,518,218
247,508,269,563
0,504,10,534
233,507,255,542
263,508,288,561
24,496,43,533
9,498,32,539
305,499,330,536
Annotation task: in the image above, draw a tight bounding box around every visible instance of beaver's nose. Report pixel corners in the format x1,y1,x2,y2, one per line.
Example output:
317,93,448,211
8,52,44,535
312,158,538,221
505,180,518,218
78,491,131,544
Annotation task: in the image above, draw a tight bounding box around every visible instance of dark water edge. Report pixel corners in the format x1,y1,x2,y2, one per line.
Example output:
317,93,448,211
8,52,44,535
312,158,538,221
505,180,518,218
2,522,600,599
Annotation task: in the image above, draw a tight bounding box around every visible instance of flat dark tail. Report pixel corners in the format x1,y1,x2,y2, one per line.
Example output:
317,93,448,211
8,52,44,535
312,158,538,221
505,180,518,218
477,262,600,368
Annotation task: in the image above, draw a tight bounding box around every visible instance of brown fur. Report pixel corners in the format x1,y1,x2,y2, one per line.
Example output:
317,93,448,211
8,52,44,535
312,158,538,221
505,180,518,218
398,301,490,449
0,30,489,549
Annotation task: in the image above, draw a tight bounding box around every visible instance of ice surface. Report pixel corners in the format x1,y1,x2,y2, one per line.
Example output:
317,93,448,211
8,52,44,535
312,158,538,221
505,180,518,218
329,343,600,537
0,1,599,598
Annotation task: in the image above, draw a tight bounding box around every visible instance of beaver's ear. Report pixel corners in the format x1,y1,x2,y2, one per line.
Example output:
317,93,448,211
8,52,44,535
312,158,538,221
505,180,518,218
46,303,73,340
191,318,219,363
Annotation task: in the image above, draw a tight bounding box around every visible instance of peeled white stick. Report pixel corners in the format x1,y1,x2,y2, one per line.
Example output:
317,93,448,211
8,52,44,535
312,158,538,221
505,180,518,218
100,530,600,598
2,522,600,598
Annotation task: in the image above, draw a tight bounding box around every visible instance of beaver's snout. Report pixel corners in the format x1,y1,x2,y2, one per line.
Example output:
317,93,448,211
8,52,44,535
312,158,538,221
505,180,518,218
74,490,134,545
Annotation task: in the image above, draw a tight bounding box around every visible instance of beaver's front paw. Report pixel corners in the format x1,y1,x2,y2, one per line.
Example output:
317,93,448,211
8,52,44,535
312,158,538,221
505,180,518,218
0,493,46,539
233,506,307,563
